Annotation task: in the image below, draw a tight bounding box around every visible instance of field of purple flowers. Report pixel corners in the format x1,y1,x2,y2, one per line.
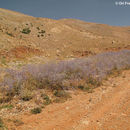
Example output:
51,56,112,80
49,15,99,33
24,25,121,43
0,50,130,95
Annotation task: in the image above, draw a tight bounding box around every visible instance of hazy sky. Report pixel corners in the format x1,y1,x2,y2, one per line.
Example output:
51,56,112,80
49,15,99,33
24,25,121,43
0,0,130,26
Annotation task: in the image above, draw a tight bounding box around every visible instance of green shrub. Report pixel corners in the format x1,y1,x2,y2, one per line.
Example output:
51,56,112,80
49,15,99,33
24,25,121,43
53,90,71,103
0,118,4,128
0,118,7,129
53,91,71,103
31,107,42,114
6,32,14,37
0,104,13,110
41,93,48,99
78,85,84,90
84,85,93,93
41,94,51,105
78,84,94,93
86,77,101,87
41,30,46,33
21,28,31,34
36,27,40,30
53,90,71,99
38,30,45,34
43,100,51,105
1,56,7,65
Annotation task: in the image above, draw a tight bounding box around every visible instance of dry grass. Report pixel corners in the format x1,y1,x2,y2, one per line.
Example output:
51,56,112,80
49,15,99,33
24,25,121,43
0,8,130,66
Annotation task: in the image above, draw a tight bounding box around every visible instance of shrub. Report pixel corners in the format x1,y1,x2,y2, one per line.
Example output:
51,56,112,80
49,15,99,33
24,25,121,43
41,93,49,100
6,32,14,37
20,88,33,101
14,27,17,31
107,66,121,77
0,118,7,129
78,85,84,90
31,107,42,114
0,104,13,110
13,119,24,126
53,90,71,103
38,30,45,34
86,77,101,88
43,100,51,105
0,96,12,104
0,118,4,128
36,27,40,30
21,76,37,91
1,56,7,65
78,84,93,93
41,94,51,105
21,28,31,34
54,90,71,99
0,50,129,96
41,30,46,33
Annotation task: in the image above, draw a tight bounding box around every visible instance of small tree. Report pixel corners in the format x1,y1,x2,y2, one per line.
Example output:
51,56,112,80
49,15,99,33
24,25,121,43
22,28,31,34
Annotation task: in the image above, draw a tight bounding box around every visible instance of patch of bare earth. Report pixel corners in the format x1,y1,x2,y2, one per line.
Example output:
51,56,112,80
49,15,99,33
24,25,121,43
0,46,43,60
6,70,130,130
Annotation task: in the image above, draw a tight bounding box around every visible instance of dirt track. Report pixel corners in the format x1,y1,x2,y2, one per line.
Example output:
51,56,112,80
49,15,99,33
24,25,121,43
14,70,130,130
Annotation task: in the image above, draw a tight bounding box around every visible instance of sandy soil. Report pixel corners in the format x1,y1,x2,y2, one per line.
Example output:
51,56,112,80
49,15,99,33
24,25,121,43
9,70,130,130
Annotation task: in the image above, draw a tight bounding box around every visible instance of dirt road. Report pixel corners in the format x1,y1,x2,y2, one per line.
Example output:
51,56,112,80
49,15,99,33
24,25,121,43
14,70,130,130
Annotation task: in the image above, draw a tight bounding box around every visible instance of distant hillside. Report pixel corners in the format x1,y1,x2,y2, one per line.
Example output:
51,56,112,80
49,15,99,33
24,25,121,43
0,8,130,67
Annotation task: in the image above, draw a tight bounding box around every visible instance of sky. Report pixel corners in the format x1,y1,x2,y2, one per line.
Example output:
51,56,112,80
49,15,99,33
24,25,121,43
0,0,130,26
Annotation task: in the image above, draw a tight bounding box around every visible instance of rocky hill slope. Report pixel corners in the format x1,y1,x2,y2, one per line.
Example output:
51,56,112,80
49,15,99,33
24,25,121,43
0,8,130,67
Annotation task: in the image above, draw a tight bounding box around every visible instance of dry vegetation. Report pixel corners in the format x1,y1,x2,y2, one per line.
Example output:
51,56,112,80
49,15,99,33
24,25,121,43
0,50,129,124
0,8,130,67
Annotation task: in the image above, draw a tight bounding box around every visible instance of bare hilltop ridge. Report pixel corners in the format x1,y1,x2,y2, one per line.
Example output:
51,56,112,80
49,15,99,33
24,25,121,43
0,8,130,67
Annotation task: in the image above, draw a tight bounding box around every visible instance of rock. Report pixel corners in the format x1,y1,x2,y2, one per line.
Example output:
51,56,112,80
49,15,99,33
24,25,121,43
81,120,89,125
56,49,60,53
65,107,69,110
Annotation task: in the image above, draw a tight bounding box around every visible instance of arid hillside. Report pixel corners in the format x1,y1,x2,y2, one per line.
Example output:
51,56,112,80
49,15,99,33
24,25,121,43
0,8,130,130
0,8,130,67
